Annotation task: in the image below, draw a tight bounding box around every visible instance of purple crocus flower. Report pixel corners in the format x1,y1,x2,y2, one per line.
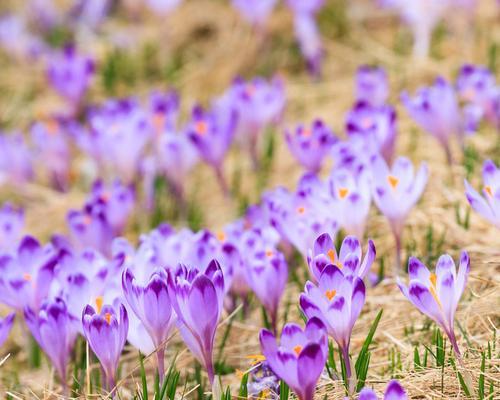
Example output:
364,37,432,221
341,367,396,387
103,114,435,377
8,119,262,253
230,76,285,167
379,1,449,58
328,167,372,238
457,64,499,129
398,252,470,370
167,261,224,384
232,0,278,28
82,302,129,392
47,44,94,112
122,268,176,379
147,0,182,14
0,133,33,185
285,120,337,173
307,233,376,283
0,15,46,60
0,312,15,348
0,203,24,252
71,0,112,29
300,264,365,389
287,0,325,77
187,103,236,195
259,317,327,400
359,380,408,400
83,98,153,183
356,65,389,107
401,77,463,163
0,236,58,312
246,249,288,332
371,155,428,272
30,119,72,191
346,101,397,163
465,160,500,228
25,298,78,390
149,90,180,134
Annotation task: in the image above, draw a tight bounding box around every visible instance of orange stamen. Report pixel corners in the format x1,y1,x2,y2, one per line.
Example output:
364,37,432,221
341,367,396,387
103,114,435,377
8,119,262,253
297,206,306,215
195,121,208,135
429,273,442,308
327,249,336,263
388,175,399,189
338,188,349,199
265,249,274,258
95,296,103,314
45,119,59,135
23,273,32,281
293,345,303,356
104,312,111,324
301,128,312,137
152,113,165,132
216,231,226,242
484,185,493,197
325,289,337,301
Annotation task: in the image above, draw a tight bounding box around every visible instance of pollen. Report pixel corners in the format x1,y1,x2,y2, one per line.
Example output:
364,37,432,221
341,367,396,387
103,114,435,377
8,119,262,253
429,273,437,287
325,289,337,301
95,296,103,314
152,113,165,131
301,128,312,137
484,185,493,197
195,121,208,135
45,119,59,135
297,206,306,214
388,175,399,189
338,188,349,199
245,354,266,364
327,249,336,263
216,231,226,242
104,312,111,324
293,345,302,355
23,273,32,281
265,249,274,258
429,273,442,308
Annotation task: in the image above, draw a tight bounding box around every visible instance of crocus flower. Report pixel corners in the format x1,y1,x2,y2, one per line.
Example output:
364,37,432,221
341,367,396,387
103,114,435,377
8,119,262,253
330,136,376,177
464,160,500,228
457,64,499,129
0,133,33,185
259,317,327,400
346,101,397,163
147,0,182,14
356,65,389,107
246,249,288,332
300,264,366,388
187,104,237,195
0,203,24,251
379,1,449,58
83,98,153,183
327,167,372,238
70,0,112,29
25,298,78,390
285,120,337,173
0,235,58,312
30,118,72,191
286,0,324,77
47,44,94,112
307,233,376,283
401,77,463,163
82,302,129,392
359,380,408,400
0,312,15,348
122,268,176,379
232,0,278,28
230,76,285,167
167,261,224,384
371,155,428,272
149,90,180,133
398,252,469,363
0,15,46,60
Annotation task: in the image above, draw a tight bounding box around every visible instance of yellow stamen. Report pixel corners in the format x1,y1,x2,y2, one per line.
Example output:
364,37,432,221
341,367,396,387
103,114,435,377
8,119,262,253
429,273,437,287
245,354,266,363
216,231,226,242
293,345,302,356
327,249,336,263
23,273,32,281
265,249,274,258
104,312,111,324
325,289,337,301
484,185,493,197
338,188,349,199
429,273,442,308
195,121,207,135
95,296,103,314
388,175,399,189
297,206,306,215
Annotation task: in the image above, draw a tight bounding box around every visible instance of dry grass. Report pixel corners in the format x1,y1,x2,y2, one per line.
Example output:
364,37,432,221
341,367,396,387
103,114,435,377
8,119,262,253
0,0,499,398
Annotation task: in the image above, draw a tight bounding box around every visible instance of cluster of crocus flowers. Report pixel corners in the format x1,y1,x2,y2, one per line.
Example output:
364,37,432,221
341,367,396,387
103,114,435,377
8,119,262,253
465,159,500,229
300,263,366,393
371,155,428,272
286,0,324,77
259,317,328,400
47,44,95,114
